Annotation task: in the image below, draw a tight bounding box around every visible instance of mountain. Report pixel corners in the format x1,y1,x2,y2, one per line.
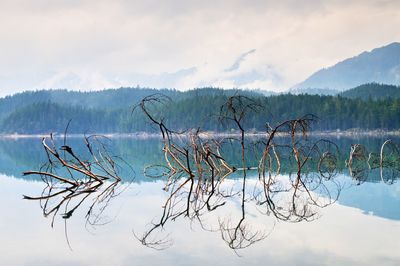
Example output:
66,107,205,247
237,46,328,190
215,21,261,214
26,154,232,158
0,88,179,121
0,87,262,121
341,83,400,100
293,42,400,93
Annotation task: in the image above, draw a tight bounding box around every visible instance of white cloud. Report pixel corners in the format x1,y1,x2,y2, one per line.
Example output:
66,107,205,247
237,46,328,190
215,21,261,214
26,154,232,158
0,0,399,96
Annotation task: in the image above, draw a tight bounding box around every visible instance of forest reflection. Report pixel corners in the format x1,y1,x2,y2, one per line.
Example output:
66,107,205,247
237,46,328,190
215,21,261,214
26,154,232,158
23,133,400,252
23,95,400,253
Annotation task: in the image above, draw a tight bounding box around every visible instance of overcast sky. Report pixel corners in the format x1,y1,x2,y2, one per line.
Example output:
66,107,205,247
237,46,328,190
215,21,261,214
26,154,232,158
0,0,399,97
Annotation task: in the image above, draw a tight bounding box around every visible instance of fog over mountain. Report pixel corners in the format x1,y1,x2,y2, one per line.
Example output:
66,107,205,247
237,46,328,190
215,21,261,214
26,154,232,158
1,1,400,97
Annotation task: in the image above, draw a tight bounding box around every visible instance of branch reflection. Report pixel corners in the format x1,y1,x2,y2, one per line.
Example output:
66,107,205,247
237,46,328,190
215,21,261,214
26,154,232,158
23,94,400,254
23,134,132,248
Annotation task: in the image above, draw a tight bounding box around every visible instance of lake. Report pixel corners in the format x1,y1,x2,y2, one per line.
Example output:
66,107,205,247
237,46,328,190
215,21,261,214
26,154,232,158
0,135,399,266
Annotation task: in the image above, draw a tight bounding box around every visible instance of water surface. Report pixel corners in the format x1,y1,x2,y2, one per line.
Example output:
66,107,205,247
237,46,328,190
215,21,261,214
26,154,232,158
0,136,399,266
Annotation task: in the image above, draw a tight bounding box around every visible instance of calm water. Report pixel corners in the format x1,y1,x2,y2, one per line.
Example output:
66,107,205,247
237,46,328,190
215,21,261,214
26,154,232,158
0,136,400,266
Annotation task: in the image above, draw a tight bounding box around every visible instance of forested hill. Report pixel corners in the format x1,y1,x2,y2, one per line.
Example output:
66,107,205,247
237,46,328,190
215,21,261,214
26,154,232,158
0,88,167,121
1,87,399,134
0,87,261,121
340,83,400,100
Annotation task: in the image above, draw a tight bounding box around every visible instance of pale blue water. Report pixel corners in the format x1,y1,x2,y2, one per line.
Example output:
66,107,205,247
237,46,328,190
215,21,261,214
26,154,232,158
0,136,399,265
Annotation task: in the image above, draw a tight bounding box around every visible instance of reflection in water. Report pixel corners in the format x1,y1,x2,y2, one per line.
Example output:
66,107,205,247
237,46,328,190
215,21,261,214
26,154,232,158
128,96,344,252
21,133,400,254
21,95,400,255
23,132,400,253
22,135,132,248
346,140,400,185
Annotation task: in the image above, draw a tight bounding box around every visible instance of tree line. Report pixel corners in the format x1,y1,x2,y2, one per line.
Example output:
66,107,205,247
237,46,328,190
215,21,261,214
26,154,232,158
1,91,399,134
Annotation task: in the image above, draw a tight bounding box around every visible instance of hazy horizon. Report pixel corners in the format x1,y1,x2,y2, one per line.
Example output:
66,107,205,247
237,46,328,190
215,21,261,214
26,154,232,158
1,0,400,97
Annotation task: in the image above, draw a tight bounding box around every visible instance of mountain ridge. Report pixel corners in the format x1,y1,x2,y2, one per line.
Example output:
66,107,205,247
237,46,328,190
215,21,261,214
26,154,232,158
292,42,400,93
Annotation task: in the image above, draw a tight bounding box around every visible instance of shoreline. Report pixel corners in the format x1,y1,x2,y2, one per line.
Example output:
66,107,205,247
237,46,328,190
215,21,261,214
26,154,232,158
1,129,399,139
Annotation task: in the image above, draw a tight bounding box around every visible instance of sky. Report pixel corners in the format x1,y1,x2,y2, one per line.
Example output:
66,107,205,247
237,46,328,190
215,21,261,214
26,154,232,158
0,0,400,97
